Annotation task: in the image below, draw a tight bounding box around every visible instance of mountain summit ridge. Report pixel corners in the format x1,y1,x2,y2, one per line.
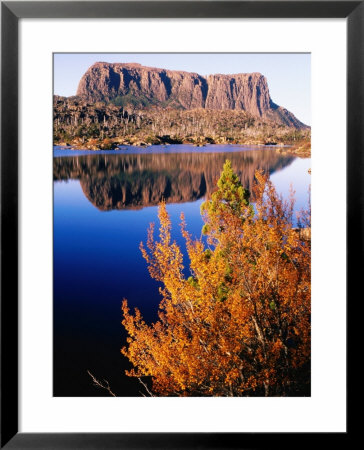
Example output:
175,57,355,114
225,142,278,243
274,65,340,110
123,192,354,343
76,62,306,128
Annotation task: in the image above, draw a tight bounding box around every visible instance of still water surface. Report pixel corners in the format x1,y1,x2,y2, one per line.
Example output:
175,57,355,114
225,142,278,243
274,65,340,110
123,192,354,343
53,145,311,396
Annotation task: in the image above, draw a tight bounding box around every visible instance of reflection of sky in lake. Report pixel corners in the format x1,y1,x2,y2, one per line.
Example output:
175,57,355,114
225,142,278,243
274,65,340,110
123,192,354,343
270,157,311,214
53,149,310,397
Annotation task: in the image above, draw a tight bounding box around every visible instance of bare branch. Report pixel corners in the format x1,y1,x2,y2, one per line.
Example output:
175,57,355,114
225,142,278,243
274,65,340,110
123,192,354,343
87,370,116,397
137,377,155,397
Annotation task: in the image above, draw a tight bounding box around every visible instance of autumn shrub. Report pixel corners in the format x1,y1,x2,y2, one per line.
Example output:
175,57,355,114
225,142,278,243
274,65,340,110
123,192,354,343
122,160,311,396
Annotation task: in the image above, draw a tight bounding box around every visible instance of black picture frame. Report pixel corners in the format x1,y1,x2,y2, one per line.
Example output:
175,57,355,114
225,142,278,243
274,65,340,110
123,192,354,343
1,1,359,448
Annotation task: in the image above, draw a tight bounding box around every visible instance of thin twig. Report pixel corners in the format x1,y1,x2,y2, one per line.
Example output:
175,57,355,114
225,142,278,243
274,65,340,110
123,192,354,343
87,370,116,397
137,377,155,397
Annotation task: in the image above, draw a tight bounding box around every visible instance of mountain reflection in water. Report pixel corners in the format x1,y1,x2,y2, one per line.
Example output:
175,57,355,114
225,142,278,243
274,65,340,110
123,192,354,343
53,149,295,210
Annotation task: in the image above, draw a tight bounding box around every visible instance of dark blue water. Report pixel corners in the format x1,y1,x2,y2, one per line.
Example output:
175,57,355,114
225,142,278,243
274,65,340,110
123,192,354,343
53,145,311,396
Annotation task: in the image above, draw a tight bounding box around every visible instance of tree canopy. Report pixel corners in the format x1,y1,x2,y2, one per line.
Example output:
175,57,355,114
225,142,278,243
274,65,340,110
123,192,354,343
122,160,311,396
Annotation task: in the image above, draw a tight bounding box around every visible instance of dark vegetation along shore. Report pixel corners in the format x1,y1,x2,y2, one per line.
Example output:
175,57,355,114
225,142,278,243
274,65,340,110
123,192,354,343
53,62,311,153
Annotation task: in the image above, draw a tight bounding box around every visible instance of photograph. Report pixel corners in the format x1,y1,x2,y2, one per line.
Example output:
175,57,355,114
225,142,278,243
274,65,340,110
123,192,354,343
53,53,311,398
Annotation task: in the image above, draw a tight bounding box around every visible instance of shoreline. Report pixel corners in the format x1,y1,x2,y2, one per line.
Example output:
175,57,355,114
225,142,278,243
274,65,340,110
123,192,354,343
53,142,295,156
54,139,293,151
54,132,310,152
53,141,309,152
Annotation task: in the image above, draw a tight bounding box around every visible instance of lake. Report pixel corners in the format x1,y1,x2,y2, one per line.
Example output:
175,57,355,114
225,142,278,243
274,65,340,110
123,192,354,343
53,144,311,396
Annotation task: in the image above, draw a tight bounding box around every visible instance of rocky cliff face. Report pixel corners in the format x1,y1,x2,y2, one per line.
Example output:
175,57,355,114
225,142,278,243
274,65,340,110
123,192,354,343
76,62,305,128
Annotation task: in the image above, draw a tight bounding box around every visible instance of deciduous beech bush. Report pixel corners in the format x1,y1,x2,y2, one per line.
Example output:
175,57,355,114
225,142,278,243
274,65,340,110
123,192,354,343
122,161,311,396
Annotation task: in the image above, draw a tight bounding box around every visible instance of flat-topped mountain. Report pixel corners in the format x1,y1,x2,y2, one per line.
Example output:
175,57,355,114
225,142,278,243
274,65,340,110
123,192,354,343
76,62,305,128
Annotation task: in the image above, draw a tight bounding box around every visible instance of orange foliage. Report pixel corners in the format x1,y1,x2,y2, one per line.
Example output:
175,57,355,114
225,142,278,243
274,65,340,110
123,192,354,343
122,161,311,396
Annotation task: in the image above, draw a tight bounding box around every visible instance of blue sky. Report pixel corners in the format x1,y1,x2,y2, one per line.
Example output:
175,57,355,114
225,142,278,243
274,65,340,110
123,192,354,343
54,53,310,125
